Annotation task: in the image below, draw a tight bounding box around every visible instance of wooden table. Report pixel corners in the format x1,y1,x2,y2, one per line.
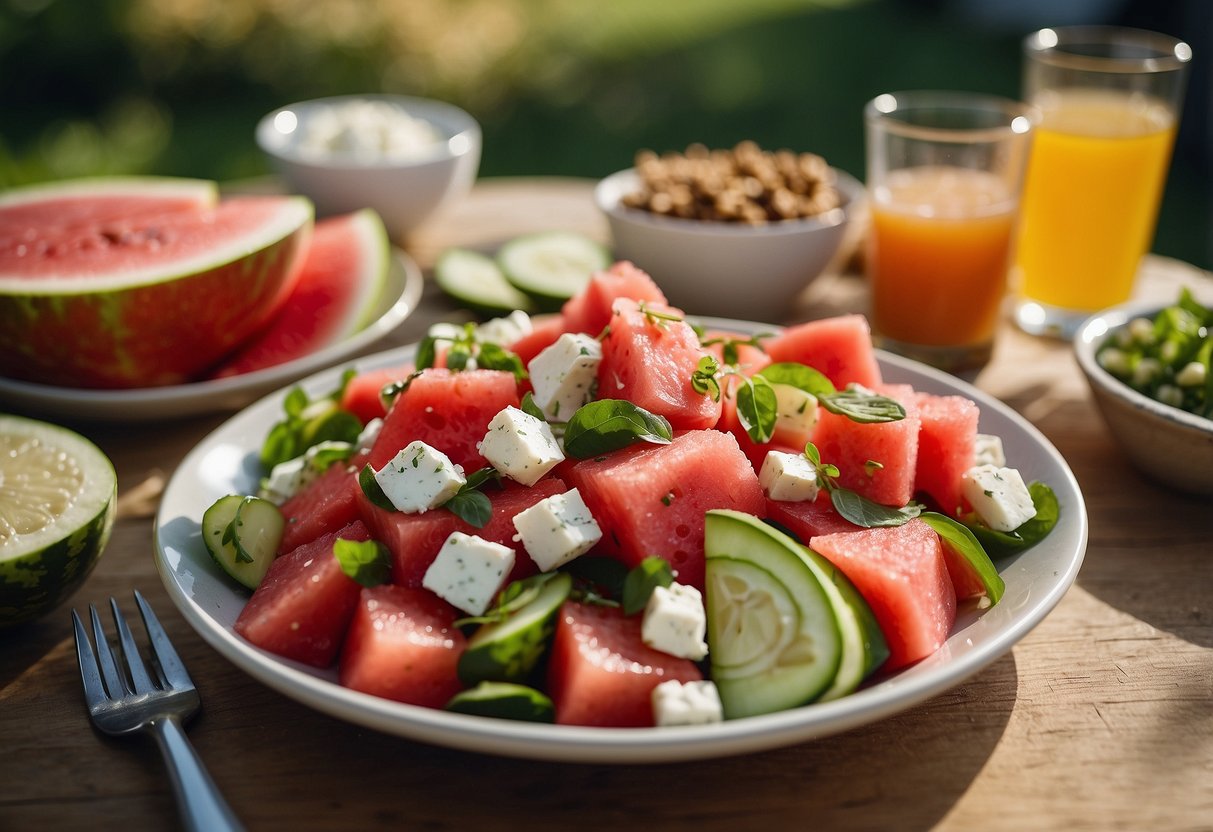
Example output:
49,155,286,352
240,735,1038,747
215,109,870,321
4,178,1212,832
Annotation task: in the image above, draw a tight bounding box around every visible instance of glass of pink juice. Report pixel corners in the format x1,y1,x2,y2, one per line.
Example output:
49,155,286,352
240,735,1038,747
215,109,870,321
1013,26,1192,339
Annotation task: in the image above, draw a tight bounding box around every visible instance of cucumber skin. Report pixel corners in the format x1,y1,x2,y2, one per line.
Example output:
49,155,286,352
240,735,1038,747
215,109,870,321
446,682,555,723
496,232,611,312
202,495,283,591
458,572,572,686
435,248,535,317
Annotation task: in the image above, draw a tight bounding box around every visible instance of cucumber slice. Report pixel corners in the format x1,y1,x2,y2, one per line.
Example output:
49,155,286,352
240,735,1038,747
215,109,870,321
704,510,842,719
435,248,535,316
458,571,572,686
201,495,284,590
497,231,611,311
446,681,555,722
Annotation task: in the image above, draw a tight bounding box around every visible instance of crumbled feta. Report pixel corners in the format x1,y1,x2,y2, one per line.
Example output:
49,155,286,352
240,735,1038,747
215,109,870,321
427,321,467,342
260,440,354,504
961,464,1036,532
527,333,602,421
772,383,819,440
295,99,443,163
973,433,1006,468
511,488,602,571
476,310,533,346
355,418,383,454
758,450,820,502
477,406,564,486
422,531,515,616
373,441,465,513
652,679,724,727
642,582,708,660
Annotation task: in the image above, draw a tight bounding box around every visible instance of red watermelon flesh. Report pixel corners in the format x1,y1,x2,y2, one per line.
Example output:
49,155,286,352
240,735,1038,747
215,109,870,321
234,520,369,668
277,453,366,556
766,492,862,540
509,314,565,365
368,368,520,472
546,600,703,727
563,429,764,591
339,363,414,424
763,314,883,389
339,584,466,708
560,260,667,337
358,476,567,587
810,519,956,670
0,179,312,388
209,208,390,378
910,391,979,517
701,328,773,375
597,298,721,431
811,386,921,507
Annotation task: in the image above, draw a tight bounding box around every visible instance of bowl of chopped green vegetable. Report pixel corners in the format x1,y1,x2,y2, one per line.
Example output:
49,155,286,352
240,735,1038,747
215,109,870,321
1074,289,1213,496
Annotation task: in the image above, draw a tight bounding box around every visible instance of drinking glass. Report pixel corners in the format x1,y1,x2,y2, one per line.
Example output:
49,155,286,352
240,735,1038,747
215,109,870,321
1013,26,1192,338
865,91,1034,374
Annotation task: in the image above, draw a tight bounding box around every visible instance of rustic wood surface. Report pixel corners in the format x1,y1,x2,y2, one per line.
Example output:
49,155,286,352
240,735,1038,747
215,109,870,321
3,177,1211,832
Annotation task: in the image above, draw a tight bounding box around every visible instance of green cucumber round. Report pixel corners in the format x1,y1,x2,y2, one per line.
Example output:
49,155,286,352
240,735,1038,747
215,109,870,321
201,494,284,590
435,248,535,316
497,231,611,311
445,681,555,722
458,571,572,685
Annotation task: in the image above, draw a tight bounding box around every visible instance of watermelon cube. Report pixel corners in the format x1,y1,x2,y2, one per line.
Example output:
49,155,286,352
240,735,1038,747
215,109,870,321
700,329,772,375
357,476,568,587
368,368,520,472
596,298,721,431
546,601,702,727
234,520,370,668
811,386,921,507
340,363,413,424
508,314,565,365
765,492,862,540
911,391,979,516
560,260,668,337
716,374,801,473
338,584,466,708
563,430,765,591
277,453,366,555
763,314,883,389
810,519,956,670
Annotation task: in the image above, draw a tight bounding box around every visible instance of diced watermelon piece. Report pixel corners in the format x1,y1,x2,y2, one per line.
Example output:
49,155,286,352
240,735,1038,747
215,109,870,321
277,454,366,555
234,520,369,668
810,519,956,670
910,391,979,516
546,600,702,727
358,476,567,587
340,364,413,424
597,298,721,431
700,329,772,375
338,584,466,708
560,260,668,337
368,368,520,471
563,430,764,590
766,492,862,540
509,315,565,365
763,314,883,389
811,389,920,507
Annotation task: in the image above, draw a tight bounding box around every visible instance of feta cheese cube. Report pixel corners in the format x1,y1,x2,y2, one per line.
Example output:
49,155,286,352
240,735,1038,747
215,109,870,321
652,679,724,727
261,456,309,505
422,531,516,616
961,464,1037,532
758,450,820,502
527,333,602,421
772,383,819,440
511,488,602,571
355,418,384,454
476,310,533,346
477,406,564,486
972,433,1006,467
642,582,708,660
374,441,465,513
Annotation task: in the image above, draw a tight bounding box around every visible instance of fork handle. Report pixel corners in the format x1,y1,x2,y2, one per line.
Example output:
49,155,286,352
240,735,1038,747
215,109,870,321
150,716,245,832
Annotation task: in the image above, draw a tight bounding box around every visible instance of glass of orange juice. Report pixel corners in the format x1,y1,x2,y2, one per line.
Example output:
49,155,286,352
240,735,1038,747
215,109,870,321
864,91,1035,374
1013,26,1192,338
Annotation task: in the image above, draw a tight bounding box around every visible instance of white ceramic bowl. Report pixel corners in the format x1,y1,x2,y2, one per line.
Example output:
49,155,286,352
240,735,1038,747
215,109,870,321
256,94,481,238
1074,299,1213,496
594,167,862,321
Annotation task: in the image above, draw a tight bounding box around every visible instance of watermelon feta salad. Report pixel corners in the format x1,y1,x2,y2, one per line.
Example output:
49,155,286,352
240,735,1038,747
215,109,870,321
200,261,1059,728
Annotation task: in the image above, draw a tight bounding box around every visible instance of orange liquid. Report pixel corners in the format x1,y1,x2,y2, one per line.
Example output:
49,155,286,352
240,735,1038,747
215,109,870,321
868,167,1017,347
1015,90,1176,312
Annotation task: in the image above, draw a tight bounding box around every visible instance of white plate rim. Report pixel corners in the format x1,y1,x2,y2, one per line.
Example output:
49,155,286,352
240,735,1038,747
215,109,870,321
0,249,423,422
153,317,1088,763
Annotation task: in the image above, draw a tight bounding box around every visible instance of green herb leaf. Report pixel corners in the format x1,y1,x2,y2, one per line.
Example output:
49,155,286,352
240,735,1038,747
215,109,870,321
830,489,924,528
735,375,778,443
920,512,1005,604
562,557,628,605
415,336,438,370
621,556,674,615
446,341,473,371
443,488,492,528
333,538,392,587
637,301,683,327
691,355,722,401
477,343,528,381
260,374,363,469
562,399,674,459
819,387,906,423
358,463,396,511
961,482,1060,556
757,362,836,398
520,391,546,421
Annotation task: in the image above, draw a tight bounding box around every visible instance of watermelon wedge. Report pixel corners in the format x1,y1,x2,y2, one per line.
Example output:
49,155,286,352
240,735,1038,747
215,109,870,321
209,209,390,378
0,176,312,388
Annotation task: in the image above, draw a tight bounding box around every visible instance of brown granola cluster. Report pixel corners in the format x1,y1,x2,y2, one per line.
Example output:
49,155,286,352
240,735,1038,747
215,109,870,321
621,141,841,225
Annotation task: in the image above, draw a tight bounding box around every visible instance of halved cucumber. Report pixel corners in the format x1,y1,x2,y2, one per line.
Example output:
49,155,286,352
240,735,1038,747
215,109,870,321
201,495,284,590
435,248,535,316
497,231,611,311
446,681,555,722
704,509,842,719
457,571,572,685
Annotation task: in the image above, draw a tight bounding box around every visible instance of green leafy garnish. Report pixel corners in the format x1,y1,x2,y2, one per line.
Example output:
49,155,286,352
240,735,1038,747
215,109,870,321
636,301,684,327
756,362,836,399
261,369,360,469
734,375,779,443
333,538,392,587
561,557,628,606
699,331,773,366
961,482,1060,557
416,323,528,381
562,399,673,459
621,556,674,615
801,442,923,528
691,355,722,401
477,342,527,379
358,463,396,511
920,512,1005,604
440,467,501,528
818,386,906,423
520,391,547,421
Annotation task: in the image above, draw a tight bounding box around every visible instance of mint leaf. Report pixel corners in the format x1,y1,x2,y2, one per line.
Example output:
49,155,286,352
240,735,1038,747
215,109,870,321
819,387,906,423
443,489,492,528
735,375,778,443
520,391,546,421
920,512,1005,604
333,538,392,587
621,556,674,615
757,362,836,398
562,399,673,459
358,463,396,511
830,489,923,527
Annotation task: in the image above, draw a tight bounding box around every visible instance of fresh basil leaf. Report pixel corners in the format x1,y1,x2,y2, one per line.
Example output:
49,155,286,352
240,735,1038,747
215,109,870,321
415,336,438,370
621,556,674,616
830,489,923,528
302,408,363,447
443,489,492,528
520,391,546,421
757,362,836,398
820,388,906,423
446,341,473,371
477,342,528,380
358,463,397,511
463,466,500,491
735,376,778,444
260,422,298,469
333,538,392,587
283,386,308,418
920,512,1005,604
962,482,1060,557
562,399,674,459
562,556,628,605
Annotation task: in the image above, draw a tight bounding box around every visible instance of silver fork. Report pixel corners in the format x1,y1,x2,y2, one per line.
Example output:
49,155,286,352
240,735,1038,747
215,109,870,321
71,590,244,832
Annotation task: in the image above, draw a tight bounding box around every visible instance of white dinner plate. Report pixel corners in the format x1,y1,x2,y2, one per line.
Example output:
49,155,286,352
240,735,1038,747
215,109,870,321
153,319,1087,763
0,250,423,422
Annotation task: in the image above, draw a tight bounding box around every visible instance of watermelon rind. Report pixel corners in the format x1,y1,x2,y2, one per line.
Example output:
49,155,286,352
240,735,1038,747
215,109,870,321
336,208,393,335
0,175,217,211
0,414,116,627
